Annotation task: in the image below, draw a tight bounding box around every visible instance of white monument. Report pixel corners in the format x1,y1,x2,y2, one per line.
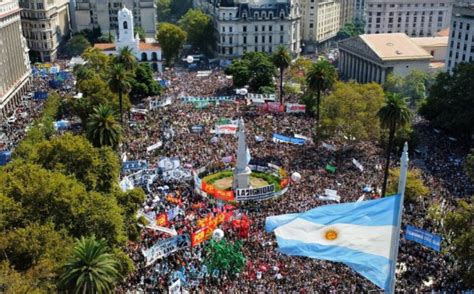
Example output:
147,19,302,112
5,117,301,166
233,118,252,189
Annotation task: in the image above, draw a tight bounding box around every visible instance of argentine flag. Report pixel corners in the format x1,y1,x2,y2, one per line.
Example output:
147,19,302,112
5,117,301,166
265,195,401,292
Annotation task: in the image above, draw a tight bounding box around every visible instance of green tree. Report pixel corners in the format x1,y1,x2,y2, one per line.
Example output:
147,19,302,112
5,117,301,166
443,197,474,288
378,93,413,197
157,0,172,22
114,46,138,72
130,63,162,98
156,23,187,67
226,59,251,87
272,45,291,104
15,133,119,193
81,47,110,73
384,70,434,108
336,19,365,39
466,149,474,182
179,9,215,53
87,105,122,149
64,35,91,58
226,52,276,92
204,240,246,277
306,60,337,130
419,63,474,140
320,82,385,143
59,236,122,294
386,168,430,202
108,63,133,126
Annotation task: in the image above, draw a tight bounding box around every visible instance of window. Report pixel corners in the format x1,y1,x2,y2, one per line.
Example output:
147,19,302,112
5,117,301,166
123,21,128,29
229,47,233,55
269,36,272,43
243,36,247,44
280,35,283,43
269,25,272,31
262,25,265,32
280,25,284,31
229,37,233,44
229,27,233,33
222,26,225,33
255,25,258,32
243,26,247,32
255,36,258,43
222,36,225,43
309,23,313,28
262,36,265,43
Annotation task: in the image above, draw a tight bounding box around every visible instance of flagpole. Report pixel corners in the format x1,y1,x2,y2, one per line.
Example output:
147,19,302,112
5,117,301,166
388,142,409,293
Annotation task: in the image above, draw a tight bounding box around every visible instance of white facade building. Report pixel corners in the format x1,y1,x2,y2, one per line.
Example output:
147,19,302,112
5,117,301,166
195,0,302,58
301,0,341,44
94,7,162,71
0,0,31,118
365,0,454,37
19,0,71,62
355,0,365,20
338,33,433,83
73,0,156,37
445,3,474,71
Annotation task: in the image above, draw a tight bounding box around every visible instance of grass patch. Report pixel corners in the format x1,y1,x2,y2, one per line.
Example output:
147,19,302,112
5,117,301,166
202,170,234,184
251,171,281,191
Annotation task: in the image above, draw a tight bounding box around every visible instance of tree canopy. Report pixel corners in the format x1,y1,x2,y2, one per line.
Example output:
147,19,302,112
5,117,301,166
384,70,434,108
226,52,276,93
156,23,187,67
179,9,215,53
386,168,430,202
320,82,385,143
336,19,365,39
419,62,474,140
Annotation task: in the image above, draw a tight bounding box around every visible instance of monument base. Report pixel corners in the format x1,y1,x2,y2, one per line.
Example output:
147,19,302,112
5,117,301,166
233,167,252,189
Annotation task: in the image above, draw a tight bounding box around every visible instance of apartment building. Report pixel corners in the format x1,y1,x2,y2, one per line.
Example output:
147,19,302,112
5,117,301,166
445,3,474,71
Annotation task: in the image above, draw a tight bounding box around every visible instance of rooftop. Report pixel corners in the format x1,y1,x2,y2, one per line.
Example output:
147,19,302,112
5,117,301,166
94,43,116,51
94,42,160,52
359,33,433,61
436,28,449,37
411,36,449,47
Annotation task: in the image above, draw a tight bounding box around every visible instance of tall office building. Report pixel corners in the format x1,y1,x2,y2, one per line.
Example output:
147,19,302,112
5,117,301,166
195,0,301,58
354,0,365,20
73,0,156,37
19,0,71,62
365,0,454,37
0,0,31,118
446,3,474,71
301,0,341,47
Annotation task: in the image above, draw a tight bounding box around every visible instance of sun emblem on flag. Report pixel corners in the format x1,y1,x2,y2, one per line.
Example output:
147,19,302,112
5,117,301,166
324,229,338,241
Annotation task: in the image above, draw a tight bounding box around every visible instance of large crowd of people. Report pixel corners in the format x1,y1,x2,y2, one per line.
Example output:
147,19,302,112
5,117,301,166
1,64,471,293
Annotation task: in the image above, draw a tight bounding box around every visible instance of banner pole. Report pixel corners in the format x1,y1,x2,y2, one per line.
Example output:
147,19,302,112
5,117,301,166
388,142,409,293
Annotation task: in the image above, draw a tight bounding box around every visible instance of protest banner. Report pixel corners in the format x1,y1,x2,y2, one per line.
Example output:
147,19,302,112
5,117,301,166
285,103,306,113
215,124,238,135
352,158,364,172
272,134,305,145
122,160,148,172
235,185,275,201
189,124,205,134
191,227,208,247
156,213,169,227
266,102,284,113
169,279,181,294
145,224,177,236
146,141,163,153
325,164,336,173
142,234,191,266
321,142,337,151
405,225,442,252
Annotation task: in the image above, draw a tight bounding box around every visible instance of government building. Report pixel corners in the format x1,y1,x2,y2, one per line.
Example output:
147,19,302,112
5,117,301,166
0,0,31,118
18,0,71,62
194,0,302,58
338,33,433,83
94,7,162,72
365,0,454,37
445,3,474,71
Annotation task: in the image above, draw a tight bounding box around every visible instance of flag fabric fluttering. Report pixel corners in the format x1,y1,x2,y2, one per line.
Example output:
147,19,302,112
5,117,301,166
265,194,401,292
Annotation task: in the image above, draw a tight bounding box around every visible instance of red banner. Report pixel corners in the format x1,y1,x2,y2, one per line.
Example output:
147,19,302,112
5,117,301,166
191,227,208,247
280,178,289,188
155,213,169,227
213,189,235,201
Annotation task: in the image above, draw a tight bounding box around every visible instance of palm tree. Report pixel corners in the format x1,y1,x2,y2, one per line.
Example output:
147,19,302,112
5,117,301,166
272,45,291,104
115,46,137,72
378,93,413,197
306,60,337,133
108,63,133,126
58,236,121,294
86,105,122,149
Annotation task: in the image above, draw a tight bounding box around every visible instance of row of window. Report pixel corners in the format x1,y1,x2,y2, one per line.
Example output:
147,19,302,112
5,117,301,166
221,24,285,33
221,10,286,21
368,3,445,8
369,16,444,23
221,35,285,44
452,21,471,31
369,11,444,17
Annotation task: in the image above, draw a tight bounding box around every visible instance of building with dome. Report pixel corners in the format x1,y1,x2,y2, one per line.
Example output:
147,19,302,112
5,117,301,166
94,6,162,72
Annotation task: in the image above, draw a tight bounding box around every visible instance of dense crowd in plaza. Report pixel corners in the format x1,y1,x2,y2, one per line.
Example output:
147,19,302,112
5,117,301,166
1,64,471,293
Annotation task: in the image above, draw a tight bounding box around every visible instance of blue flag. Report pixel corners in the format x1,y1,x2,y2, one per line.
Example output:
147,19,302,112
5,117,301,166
265,195,402,292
